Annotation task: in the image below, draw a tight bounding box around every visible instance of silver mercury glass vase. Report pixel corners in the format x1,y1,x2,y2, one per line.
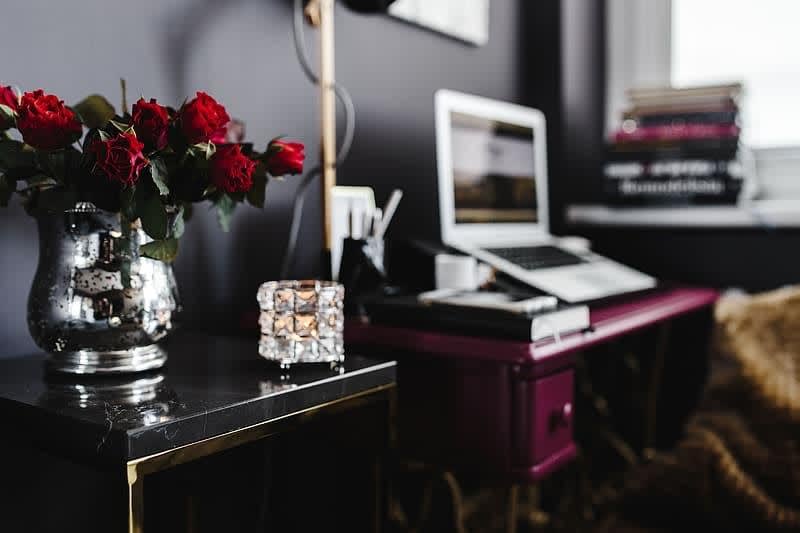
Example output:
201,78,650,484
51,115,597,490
27,202,180,374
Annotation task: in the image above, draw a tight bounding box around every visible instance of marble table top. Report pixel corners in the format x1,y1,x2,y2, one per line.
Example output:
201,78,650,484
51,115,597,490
0,332,396,465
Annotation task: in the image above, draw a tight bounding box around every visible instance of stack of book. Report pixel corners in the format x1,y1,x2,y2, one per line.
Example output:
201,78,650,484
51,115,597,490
604,83,745,206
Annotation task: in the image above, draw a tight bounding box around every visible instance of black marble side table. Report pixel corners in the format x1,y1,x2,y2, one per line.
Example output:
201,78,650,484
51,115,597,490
0,333,397,533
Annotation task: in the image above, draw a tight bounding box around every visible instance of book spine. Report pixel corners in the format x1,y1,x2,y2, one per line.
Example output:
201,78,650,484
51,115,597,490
623,100,738,117
612,124,739,144
627,96,739,112
631,110,739,127
369,304,592,342
626,83,742,102
604,159,744,180
605,138,740,161
370,308,535,341
602,176,743,205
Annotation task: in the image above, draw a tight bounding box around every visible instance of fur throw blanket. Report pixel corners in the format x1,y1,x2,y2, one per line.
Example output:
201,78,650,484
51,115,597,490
600,288,800,532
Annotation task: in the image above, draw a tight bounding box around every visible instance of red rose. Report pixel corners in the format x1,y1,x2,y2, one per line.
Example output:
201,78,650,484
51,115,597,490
90,132,149,186
209,144,256,193
132,98,170,151
209,127,227,145
178,92,230,145
265,140,305,176
16,89,82,150
0,85,19,129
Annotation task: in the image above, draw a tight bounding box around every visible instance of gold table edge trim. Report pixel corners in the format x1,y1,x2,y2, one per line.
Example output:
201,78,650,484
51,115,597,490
126,382,396,533
128,382,396,473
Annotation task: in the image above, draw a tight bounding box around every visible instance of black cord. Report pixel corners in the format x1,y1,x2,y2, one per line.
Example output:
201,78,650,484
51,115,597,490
280,0,356,278
280,167,320,278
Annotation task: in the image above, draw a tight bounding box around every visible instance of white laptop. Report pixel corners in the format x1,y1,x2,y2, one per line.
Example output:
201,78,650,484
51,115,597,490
435,89,656,303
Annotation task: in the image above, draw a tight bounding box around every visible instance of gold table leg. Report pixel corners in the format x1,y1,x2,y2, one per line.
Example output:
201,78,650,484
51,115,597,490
120,384,394,532
127,463,144,533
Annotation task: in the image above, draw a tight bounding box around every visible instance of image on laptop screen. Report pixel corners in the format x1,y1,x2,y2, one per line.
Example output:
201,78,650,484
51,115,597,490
450,111,537,224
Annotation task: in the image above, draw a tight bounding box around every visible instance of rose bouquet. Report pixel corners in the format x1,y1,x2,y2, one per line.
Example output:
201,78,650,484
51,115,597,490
0,84,305,263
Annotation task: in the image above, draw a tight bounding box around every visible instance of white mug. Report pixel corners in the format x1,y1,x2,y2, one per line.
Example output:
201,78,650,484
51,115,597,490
435,254,479,291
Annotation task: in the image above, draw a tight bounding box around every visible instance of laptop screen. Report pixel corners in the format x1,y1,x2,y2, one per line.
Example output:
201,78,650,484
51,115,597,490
450,111,538,225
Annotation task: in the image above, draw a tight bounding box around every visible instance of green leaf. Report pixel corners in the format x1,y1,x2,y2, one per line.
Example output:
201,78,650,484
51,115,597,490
0,139,35,170
246,171,267,208
109,118,133,133
140,238,179,263
215,193,236,232
171,206,185,239
202,184,217,199
63,147,83,177
133,176,152,211
0,174,13,206
48,150,67,181
34,151,53,176
0,104,16,126
23,174,58,189
140,194,168,240
190,142,216,160
80,128,100,156
73,94,116,129
150,159,169,196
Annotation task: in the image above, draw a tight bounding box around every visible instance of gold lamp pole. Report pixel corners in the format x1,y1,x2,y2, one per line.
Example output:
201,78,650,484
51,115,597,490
305,0,337,271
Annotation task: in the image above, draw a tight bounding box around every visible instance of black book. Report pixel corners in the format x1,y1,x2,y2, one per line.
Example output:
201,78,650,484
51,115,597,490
606,138,739,162
365,294,590,342
604,159,742,180
602,176,743,206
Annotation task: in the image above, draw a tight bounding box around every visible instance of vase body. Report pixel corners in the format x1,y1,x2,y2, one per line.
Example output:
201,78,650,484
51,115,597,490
27,203,180,374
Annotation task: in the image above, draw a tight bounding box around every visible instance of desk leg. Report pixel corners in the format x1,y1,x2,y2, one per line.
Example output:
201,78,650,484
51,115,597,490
645,322,671,450
373,457,382,533
506,484,519,533
127,463,144,533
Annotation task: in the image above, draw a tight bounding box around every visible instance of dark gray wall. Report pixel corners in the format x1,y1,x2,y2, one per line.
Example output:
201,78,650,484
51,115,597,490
1,0,550,355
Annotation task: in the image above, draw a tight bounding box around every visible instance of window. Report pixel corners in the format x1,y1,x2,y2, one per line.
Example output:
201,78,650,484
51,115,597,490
594,0,800,223
672,0,800,149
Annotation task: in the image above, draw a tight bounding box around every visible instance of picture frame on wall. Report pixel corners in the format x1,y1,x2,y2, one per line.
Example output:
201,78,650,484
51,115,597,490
388,0,489,46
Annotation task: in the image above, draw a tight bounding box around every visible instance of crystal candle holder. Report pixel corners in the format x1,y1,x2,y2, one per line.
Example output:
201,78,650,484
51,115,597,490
256,280,345,367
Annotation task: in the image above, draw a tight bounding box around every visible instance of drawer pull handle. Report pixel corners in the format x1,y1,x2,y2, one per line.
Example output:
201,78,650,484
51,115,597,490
549,402,573,431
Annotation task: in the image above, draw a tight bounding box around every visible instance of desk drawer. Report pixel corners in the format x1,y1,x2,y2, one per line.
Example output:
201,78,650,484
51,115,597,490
515,369,574,465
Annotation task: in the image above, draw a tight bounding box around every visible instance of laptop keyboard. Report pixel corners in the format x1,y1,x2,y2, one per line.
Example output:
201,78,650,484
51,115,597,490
485,245,585,270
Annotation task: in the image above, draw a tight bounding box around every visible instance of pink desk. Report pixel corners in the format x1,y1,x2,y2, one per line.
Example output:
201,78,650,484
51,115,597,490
345,287,719,483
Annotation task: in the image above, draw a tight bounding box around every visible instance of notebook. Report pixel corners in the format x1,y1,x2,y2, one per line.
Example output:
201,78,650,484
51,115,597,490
365,293,590,342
